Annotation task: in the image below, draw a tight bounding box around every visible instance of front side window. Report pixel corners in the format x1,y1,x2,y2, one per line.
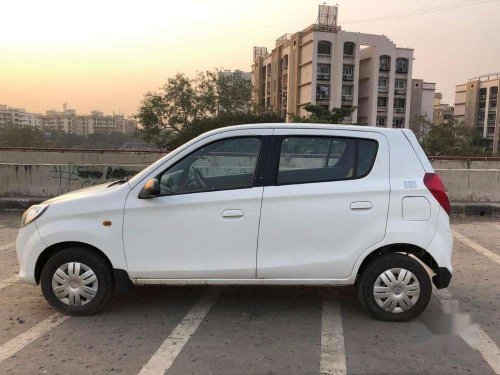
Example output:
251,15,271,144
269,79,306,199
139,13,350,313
277,136,378,185
158,137,261,195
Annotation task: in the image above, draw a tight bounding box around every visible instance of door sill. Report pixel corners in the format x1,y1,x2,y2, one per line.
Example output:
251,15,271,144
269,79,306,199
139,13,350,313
133,278,352,286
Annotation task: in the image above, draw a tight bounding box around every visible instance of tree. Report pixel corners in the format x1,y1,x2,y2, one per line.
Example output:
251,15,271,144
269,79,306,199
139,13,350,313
0,125,45,147
291,104,355,124
136,69,255,148
420,118,489,156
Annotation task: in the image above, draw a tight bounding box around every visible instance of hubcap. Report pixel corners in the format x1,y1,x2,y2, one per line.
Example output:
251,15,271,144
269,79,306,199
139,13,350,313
373,268,420,313
51,262,98,306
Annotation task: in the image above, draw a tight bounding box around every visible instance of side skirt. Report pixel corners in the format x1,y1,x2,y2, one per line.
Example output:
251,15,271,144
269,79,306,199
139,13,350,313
133,278,354,286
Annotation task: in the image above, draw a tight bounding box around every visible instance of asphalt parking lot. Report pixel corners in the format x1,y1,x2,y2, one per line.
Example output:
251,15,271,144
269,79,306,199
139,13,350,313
0,212,499,375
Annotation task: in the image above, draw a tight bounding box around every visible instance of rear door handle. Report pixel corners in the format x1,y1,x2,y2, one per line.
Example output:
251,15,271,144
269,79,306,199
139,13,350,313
350,201,372,210
222,209,244,218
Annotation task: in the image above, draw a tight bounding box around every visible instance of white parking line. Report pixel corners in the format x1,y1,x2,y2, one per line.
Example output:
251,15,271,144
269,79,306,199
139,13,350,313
0,313,70,363
433,289,500,374
0,241,16,252
138,288,221,375
0,275,18,290
320,298,346,375
452,230,500,265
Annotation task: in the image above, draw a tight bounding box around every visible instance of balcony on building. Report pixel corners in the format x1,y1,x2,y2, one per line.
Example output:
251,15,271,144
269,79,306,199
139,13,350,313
342,64,354,81
395,58,408,74
343,42,355,58
317,41,332,56
316,85,330,102
379,56,391,72
317,64,331,81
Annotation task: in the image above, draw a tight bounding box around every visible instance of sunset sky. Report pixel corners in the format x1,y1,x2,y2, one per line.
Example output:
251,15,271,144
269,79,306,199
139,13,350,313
1,0,499,117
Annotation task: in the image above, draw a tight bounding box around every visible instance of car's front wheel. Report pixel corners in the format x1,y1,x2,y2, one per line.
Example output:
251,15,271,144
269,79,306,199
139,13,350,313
40,247,113,316
357,253,432,321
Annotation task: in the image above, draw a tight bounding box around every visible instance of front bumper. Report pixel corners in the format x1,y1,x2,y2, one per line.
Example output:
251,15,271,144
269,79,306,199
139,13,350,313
16,222,46,285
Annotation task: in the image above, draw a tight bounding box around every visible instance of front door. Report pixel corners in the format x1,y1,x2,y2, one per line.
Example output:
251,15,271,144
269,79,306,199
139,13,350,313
123,133,269,279
257,129,390,279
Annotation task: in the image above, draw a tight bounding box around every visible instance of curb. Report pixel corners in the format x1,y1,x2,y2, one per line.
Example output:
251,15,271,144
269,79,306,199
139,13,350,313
1,197,499,217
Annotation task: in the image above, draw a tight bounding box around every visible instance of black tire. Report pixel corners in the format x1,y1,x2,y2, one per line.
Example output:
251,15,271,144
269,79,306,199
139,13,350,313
357,253,432,321
40,247,113,316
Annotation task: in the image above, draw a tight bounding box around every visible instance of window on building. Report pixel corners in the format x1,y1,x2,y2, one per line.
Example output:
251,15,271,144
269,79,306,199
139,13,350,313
480,88,487,100
376,117,386,127
343,64,354,80
379,55,391,71
491,86,498,99
395,79,406,90
318,41,332,55
343,42,355,56
282,55,289,69
393,118,405,128
394,98,406,112
378,77,388,88
342,85,353,99
266,63,271,76
488,113,496,125
316,85,330,100
317,64,331,80
396,58,408,73
277,136,378,185
377,97,387,108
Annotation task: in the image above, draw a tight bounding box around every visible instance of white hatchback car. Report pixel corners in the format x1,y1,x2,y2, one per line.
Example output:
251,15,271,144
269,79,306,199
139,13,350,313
17,124,453,320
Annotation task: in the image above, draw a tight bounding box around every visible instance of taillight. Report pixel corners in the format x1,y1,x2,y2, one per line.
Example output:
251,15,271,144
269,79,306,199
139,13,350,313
423,173,450,215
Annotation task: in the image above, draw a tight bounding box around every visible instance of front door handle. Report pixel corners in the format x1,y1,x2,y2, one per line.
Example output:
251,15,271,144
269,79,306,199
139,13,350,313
350,201,372,210
222,209,244,218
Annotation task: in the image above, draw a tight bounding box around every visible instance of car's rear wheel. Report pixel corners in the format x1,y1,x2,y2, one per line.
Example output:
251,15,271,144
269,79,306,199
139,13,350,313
357,253,431,321
40,247,113,316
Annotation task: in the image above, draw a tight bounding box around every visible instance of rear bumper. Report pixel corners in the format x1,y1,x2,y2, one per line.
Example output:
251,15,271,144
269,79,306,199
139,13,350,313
432,267,452,289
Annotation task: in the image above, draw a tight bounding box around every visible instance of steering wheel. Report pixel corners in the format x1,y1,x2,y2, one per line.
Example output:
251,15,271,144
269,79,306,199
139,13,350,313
191,166,207,189
179,166,207,191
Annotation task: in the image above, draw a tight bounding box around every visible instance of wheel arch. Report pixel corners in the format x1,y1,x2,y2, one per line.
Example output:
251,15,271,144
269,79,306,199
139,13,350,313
34,241,113,285
355,243,439,283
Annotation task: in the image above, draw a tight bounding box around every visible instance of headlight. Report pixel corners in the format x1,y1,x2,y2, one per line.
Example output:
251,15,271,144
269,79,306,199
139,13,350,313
21,204,49,227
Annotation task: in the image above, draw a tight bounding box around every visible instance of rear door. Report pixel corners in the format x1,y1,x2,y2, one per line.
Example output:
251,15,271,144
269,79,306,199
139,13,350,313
257,128,390,279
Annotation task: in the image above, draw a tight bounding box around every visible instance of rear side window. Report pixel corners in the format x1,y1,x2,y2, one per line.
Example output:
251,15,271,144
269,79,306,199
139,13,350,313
277,136,378,185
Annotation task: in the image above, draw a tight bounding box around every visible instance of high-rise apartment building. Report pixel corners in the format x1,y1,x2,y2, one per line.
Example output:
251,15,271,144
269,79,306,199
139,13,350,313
251,5,414,128
454,73,500,153
409,79,435,137
0,105,37,128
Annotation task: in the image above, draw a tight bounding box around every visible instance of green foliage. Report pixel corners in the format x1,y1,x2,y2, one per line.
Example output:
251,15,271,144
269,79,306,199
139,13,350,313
0,126,45,147
0,126,148,149
136,69,259,148
291,104,356,124
420,118,490,156
168,112,281,150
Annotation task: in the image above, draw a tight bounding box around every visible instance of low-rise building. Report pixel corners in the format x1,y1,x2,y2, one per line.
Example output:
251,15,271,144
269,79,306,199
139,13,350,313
454,73,500,153
251,4,414,128
433,93,454,125
36,105,137,136
0,105,37,128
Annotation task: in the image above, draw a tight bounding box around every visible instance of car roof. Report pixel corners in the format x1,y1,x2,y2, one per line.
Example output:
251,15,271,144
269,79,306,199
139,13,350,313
209,123,404,134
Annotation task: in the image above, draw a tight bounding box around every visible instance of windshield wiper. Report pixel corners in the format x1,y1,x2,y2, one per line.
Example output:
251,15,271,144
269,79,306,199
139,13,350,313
108,177,129,187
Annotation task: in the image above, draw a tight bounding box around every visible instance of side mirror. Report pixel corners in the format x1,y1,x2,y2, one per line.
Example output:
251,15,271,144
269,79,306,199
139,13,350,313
139,178,161,199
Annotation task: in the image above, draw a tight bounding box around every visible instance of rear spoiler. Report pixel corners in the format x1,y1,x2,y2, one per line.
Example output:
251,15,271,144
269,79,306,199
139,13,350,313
401,129,434,173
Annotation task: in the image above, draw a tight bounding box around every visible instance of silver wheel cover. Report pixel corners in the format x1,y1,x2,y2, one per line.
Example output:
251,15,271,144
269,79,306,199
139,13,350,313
373,268,420,313
51,262,98,306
